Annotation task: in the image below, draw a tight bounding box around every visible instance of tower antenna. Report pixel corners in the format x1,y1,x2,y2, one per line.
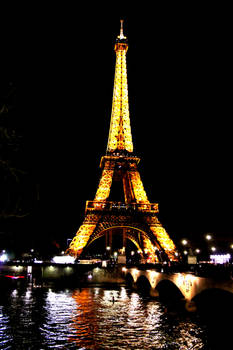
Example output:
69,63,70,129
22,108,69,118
119,19,126,39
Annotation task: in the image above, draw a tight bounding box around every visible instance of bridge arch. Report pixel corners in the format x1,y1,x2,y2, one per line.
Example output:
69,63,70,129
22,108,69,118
136,275,152,295
155,279,184,302
125,273,134,288
193,288,233,312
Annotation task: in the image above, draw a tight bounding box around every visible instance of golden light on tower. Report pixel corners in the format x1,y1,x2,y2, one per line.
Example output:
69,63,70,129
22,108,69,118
107,20,133,153
67,21,177,262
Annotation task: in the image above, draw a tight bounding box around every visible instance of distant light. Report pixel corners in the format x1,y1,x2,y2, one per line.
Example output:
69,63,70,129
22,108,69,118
183,250,188,255
210,254,231,264
34,259,43,264
181,239,188,246
0,253,8,262
211,246,216,252
205,234,212,241
195,249,200,254
52,256,75,264
230,244,233,249
106,246,111,251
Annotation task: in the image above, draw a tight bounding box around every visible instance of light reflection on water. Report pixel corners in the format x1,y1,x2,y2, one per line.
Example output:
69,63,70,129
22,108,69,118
0,286,207,349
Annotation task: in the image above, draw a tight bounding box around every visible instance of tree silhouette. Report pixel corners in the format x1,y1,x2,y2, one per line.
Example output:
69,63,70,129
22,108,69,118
0,81,35,219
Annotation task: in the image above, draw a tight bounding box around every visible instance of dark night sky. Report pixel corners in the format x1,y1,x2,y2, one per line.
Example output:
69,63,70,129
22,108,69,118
1,4,232,252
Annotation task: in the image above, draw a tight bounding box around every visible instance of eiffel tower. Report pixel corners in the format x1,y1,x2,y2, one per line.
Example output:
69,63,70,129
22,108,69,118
67,21,177,262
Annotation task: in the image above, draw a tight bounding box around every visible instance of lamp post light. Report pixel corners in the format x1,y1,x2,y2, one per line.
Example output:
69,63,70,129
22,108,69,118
205,234,212,241
181,239,188,246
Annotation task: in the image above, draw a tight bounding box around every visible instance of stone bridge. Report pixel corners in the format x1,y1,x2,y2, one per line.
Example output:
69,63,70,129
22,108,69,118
124,267,233,312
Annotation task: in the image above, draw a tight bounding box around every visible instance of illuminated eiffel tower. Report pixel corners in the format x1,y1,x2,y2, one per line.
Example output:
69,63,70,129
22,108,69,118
67,21,177,262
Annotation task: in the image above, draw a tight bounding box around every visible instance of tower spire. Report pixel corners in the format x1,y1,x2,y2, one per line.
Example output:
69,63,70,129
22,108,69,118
107,20,133,154
119,19,126,40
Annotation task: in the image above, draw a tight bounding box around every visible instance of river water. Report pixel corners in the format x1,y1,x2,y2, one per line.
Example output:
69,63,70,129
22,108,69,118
0,284,230,349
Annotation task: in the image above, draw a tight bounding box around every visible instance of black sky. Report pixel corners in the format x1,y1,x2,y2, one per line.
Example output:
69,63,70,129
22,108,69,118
1,4,232,251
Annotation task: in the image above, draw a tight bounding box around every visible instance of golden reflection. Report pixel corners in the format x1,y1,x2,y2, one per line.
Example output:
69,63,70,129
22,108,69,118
70,289,99,347
69,286,204,348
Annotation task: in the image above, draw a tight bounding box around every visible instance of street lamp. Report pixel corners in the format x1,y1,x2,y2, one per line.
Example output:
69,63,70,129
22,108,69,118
211,246,216,252
181,239,188,246
205,234,212,241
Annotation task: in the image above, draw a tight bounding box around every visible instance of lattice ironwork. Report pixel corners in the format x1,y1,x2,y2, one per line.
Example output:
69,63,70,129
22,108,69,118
67,22,177,262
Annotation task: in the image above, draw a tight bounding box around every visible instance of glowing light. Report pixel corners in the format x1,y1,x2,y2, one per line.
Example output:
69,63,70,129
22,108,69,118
52,256,75,264
95,169,114,201
210,254,231,264
150,226,177,261
205,234,212,240
0,253,8,262
181,239,188,245
195,249,200,254
210,246,216,252
129,169,149,203
67,224,96,256
183,250,188,255
67,23,177,262
107,24,133,153
34,259,43,263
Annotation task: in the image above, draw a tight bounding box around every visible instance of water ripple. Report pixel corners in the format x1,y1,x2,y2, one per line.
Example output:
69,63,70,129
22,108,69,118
0,286,208,349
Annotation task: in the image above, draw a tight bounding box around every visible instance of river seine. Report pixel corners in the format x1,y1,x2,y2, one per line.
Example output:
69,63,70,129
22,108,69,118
0,284,230,349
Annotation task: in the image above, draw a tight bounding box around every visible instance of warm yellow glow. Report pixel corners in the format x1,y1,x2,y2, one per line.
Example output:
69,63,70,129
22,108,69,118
174,273,198,300
131,268,139,282
94,169,114,201
147,270,160,288
142,238,159,263
181,239,188,245
107,33,133,153
67,224,96,256
67,23,177,262
129,167,149,203
150,226,177,261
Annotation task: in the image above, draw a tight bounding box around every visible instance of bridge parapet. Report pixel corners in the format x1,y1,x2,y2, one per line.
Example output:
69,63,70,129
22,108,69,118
124,267,233,307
